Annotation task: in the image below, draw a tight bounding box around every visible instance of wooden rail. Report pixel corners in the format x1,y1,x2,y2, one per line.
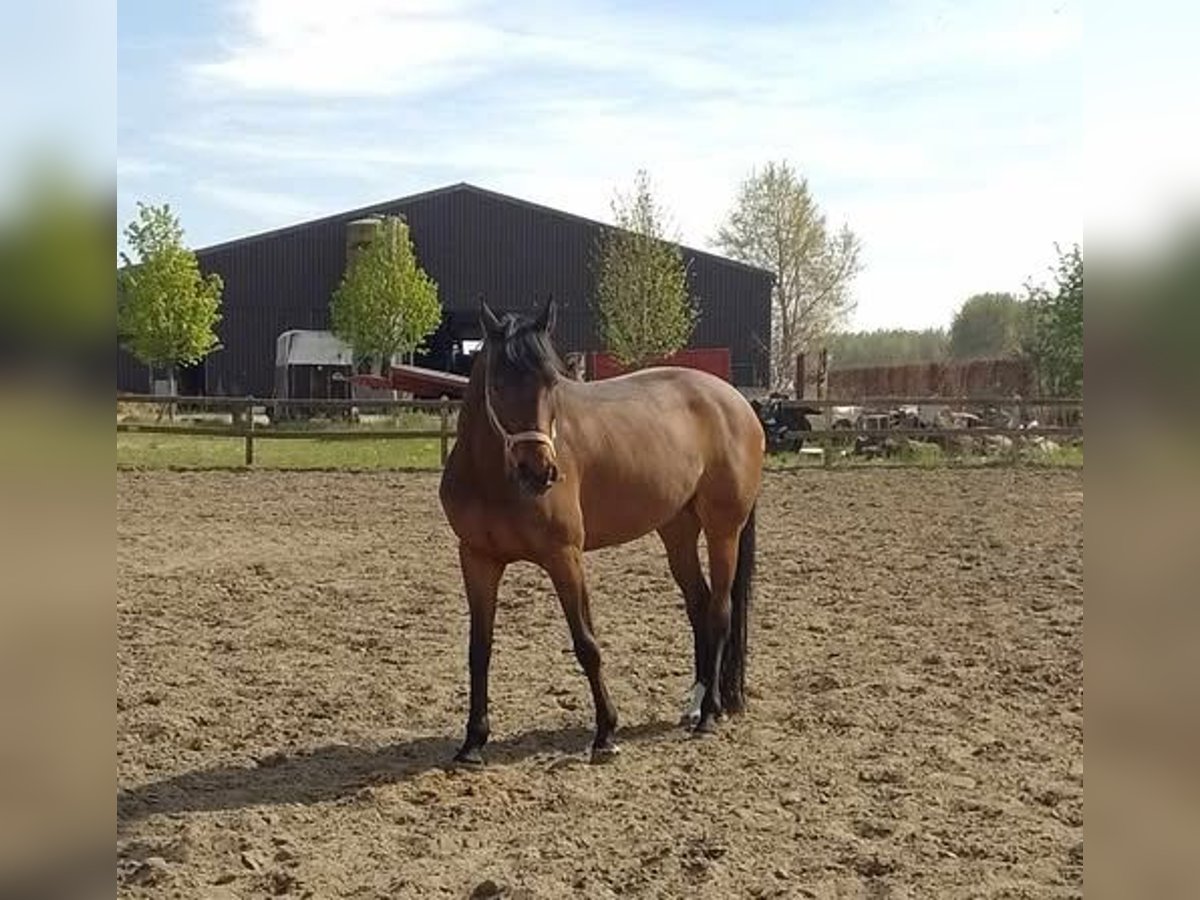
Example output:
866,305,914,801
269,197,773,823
116,393,1082,469
818,426,1082,439
771,396,1083,409
762,394,1082,468
116,393,454,410
117,394,460,466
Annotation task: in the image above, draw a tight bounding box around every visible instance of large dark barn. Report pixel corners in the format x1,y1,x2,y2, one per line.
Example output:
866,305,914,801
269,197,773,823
117,183,773,396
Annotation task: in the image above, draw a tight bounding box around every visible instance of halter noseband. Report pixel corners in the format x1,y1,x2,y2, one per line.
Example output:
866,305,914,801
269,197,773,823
482,352,558,464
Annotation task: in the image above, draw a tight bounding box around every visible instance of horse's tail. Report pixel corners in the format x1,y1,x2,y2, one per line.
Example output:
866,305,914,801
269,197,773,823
721,502,756,714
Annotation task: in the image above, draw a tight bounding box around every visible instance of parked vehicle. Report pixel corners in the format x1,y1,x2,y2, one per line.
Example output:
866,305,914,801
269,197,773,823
751,393,818,452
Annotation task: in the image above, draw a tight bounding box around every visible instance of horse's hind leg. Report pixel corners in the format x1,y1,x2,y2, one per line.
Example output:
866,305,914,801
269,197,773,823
693,527,740,733
658,507,711,727
544,546,619,762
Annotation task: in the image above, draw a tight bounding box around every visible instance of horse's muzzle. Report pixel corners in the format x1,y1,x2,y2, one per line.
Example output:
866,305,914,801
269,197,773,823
515,460,559,495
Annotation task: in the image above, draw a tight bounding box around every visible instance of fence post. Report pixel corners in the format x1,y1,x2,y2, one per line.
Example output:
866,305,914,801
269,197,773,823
822,400,833,468
439,397,450,467
244,397,255,466
1012,396,1027,464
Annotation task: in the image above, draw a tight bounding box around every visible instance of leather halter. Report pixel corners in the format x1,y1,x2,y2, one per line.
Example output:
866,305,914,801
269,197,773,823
482,350,558,464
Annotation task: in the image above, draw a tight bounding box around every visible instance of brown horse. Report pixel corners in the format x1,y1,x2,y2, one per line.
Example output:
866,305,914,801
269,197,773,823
438,297,764,765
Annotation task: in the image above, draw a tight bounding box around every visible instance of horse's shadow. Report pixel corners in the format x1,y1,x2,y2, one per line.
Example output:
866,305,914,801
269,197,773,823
117,719,679,826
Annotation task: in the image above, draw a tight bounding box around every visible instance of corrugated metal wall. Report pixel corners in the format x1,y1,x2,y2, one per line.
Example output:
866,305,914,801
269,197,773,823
117,185,772,395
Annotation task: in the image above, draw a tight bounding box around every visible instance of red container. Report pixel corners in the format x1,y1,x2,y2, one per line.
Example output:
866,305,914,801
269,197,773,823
587,348,731,382
350,366,471,399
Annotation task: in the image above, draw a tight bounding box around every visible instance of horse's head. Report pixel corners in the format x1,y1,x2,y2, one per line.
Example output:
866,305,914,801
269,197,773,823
478,294,566,495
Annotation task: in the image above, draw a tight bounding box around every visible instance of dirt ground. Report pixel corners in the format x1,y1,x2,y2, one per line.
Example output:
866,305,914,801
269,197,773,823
117,468,1083,899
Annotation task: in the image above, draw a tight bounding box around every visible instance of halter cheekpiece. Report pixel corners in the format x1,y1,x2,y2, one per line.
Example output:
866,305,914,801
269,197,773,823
482,348,558,464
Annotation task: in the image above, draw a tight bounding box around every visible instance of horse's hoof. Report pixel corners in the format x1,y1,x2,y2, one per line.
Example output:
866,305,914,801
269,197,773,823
685,706,724,729
453,747,485,768
692,715,719,737
721,694,746,716
715,696,744,720
679,710,701,729
590,742,621,764
681,682,705,729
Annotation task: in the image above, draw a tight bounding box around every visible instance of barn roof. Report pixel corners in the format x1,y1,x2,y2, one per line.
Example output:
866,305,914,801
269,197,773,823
193,181,774,280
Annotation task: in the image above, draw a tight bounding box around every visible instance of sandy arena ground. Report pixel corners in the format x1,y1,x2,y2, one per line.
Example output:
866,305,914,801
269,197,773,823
118,468,1083,899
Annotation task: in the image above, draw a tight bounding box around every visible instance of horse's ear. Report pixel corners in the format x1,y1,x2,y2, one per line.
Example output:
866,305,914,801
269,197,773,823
534,294,557,334
479,296,503,339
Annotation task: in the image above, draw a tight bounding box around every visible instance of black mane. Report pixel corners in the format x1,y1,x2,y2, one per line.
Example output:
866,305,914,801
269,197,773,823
487,311,569,381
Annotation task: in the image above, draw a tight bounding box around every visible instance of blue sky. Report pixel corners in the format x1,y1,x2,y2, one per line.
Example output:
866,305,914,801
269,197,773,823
117,0,1087,330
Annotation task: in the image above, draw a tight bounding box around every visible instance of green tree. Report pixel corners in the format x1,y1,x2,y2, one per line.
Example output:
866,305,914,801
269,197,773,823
948,292,1028,359
330,215,441,373
715,160,863,389
117,201,223,393
1024,244,1083,395
827,328,948,367
593,169,696,369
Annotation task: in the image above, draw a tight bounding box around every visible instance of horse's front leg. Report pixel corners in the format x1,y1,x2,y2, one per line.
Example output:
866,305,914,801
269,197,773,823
454,543,504,766
544,546,619,762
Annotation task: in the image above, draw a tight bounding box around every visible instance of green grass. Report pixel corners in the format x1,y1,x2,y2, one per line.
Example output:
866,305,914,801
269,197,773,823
118,430,1081,472
117,432,446,470
1030,442,1084,467
265,411,451,432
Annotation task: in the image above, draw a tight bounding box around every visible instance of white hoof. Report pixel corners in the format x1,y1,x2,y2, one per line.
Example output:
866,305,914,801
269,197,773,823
590,743,621,764
680,681,705,727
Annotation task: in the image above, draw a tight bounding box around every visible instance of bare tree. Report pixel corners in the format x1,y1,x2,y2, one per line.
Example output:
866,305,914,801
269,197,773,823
715,161,863,389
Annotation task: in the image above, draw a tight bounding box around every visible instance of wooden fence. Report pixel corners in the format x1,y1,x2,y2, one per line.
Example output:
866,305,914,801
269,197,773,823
771,395,1082,467
116,393,1082,468
117,394,458,466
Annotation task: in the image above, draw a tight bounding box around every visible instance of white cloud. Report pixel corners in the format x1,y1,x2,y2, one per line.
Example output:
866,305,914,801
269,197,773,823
135,0,1084,329
191,0,1078,101
191,0,505,96
117,157,173,180
162,134,431,172
193,180,324,223
842,168,1082,329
